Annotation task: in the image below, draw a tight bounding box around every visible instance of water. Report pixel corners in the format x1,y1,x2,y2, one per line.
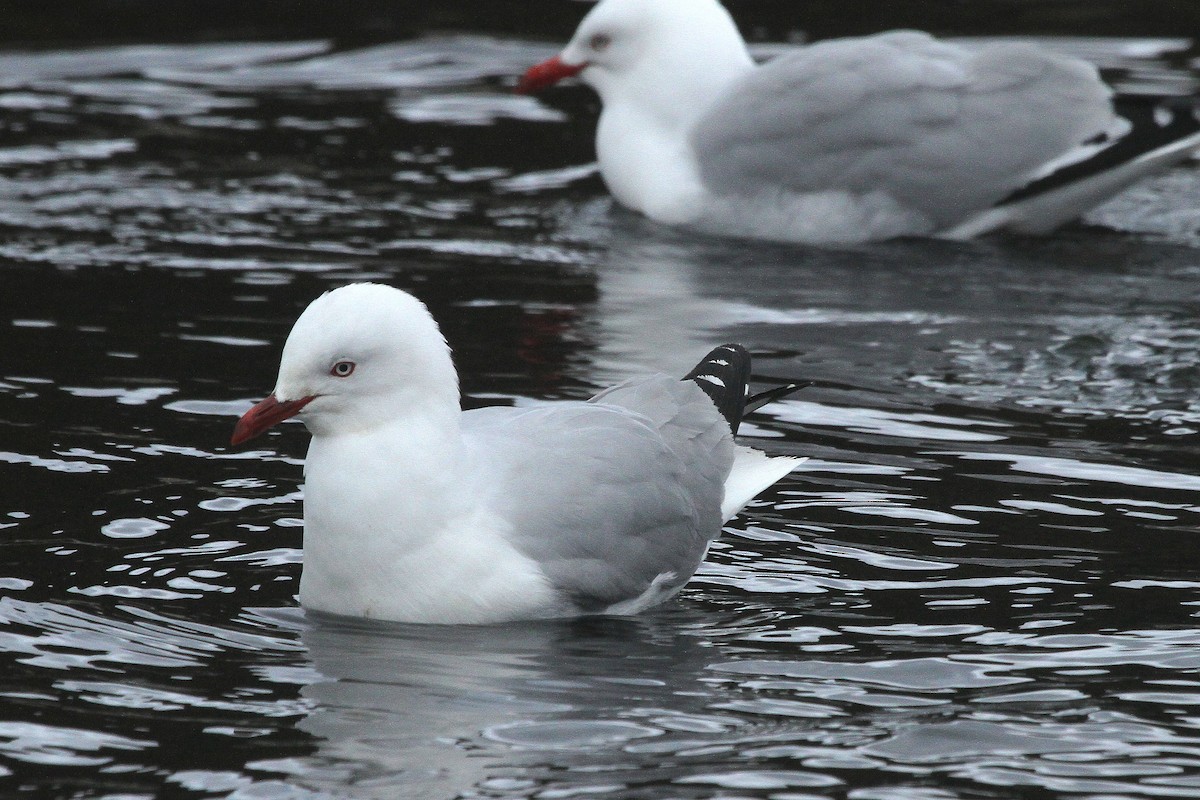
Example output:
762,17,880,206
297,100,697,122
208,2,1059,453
1,13,1200,799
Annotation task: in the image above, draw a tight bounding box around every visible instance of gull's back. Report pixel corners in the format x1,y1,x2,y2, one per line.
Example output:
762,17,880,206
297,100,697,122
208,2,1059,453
462,375,733,613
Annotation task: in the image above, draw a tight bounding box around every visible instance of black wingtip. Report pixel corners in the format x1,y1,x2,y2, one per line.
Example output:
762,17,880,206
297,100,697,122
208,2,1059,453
684,345,805,434
684,344,751,433
999,97,1200,207
745,382,809,415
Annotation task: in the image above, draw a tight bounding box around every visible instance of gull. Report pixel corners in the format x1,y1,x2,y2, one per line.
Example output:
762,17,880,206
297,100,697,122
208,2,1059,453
231,283,802,624
517,0,1200,243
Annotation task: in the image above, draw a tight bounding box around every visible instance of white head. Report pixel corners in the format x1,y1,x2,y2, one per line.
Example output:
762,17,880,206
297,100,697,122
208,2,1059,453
518,0,753,122
231,283,460,444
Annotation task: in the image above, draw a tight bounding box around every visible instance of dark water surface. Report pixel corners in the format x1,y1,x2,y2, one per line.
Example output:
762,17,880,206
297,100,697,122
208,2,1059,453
2,14,1200,800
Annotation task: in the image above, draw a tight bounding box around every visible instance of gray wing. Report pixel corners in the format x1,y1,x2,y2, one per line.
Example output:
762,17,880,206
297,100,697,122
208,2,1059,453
464,377,733,612
691,31,1114,226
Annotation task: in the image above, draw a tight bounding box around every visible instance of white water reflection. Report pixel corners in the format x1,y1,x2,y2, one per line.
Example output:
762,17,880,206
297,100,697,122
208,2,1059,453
950,452,1200,492
277,614,1200,797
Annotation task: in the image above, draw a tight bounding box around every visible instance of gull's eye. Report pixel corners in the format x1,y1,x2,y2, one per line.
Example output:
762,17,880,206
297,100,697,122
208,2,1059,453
330,360,356,378
589,33,611,52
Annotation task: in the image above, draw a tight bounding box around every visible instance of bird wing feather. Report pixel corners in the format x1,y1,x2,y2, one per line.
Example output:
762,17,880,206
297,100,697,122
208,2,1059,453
691,31,1115,226
464,377,733,612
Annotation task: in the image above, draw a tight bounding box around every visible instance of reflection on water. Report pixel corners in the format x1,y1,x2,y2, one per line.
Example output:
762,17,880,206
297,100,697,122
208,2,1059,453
0,16,1199,799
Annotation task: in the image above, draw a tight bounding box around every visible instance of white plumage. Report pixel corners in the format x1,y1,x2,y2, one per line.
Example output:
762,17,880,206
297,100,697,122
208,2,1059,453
518,0,1200,243
231,283,801,624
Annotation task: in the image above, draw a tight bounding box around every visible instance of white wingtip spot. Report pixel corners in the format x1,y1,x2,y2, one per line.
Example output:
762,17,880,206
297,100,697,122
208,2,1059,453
603,571,681,615
697,374,725,388
711,358,730,366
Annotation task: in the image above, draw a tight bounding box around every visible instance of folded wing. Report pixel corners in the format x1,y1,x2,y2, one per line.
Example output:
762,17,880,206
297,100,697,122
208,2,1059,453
465,378,731,613
692,31,1115,227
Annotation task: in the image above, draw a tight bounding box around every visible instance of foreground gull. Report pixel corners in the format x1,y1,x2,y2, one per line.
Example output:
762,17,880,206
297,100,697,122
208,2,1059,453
231,283,802,624
517,0,1200,243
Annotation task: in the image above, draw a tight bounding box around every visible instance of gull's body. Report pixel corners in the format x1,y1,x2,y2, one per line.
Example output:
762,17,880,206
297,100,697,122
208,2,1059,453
518,0,1200,244
232,283,801,624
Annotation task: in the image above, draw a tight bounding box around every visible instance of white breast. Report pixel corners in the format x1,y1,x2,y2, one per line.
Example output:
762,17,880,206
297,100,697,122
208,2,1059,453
297,432,563,624
299,507,561,624
595,106,708,225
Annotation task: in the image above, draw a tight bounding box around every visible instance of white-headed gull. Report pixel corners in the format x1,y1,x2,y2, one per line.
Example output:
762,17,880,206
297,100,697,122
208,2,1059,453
231,283,802,624
517,0,1200,243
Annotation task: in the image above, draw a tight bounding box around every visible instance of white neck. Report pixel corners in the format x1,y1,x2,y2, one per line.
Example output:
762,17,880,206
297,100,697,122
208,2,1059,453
589,37,753,222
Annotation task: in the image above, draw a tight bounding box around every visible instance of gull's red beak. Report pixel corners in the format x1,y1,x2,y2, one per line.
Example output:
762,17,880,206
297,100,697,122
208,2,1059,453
230,394,314,446
516,56,587,94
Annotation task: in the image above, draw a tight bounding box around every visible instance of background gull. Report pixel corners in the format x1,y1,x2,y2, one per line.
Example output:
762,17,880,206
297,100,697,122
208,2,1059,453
518,0,1200,243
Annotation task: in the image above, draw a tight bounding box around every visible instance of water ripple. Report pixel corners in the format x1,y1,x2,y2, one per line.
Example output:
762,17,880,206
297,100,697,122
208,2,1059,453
0,21,1197,800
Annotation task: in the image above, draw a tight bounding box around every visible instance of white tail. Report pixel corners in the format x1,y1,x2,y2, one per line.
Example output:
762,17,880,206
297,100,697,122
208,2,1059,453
721,447,803,521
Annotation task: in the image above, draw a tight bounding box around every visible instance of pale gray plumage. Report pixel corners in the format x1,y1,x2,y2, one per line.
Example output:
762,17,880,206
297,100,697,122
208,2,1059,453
233,283,802,623
520,0,1200,242
692,31,1114,229
465,376,732,613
